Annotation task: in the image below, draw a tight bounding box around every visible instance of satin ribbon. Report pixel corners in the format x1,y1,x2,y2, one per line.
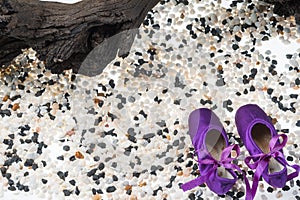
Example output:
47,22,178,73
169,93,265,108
181,144,251,198
244,134,300,200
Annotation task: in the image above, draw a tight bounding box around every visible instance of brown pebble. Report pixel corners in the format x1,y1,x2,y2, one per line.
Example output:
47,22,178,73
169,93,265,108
124,185,132,191
93,98,100,104
180,13,185,19
92,194,101,200
261,86,267,91
177,171,183,176
75,151,84,159
166,135,171,140
138,181,146,187
12,103,20,111
66,129,75,136
271,118,278,125
2,95,9,102
217,65,223,71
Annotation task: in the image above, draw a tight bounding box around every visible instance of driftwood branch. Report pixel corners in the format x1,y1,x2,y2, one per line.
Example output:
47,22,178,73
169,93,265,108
263,0,300,24
0,0,160,75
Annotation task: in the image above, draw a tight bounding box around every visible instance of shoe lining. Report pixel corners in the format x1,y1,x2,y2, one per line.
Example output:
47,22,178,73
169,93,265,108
251,123,284,173
205,129,233,179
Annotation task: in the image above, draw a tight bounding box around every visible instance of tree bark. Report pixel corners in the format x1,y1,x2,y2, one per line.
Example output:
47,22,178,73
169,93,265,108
263,0,300,24
0,0,160,75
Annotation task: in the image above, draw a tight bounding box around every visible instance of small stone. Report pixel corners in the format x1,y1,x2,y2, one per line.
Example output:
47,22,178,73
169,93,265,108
98,163,105,171
75,151,84,159
63,145,70,151
164,157,173,165
232,44,239,50
69,180,76,186
41,179,48,184
276,191,283,198
267,186,274,193
63,189,72,196
106,186,116,193
2,95,9,102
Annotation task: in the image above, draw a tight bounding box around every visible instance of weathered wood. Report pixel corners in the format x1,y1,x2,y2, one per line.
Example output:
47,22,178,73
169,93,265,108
0,0,160,74
263,0,300,24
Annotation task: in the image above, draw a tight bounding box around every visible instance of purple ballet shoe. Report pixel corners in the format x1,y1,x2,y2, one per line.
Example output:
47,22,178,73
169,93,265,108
235,104,300,199
181,108,241,195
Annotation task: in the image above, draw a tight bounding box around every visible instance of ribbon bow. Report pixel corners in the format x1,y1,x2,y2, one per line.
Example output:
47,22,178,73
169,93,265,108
181,144,244,191
244,134,300,200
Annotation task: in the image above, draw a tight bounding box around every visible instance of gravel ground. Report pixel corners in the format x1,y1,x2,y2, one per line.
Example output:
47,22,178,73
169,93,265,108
1,0,300,199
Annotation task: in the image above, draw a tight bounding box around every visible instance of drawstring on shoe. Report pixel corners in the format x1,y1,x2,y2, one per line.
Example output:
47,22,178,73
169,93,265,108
244,134,300,200
181,144,252,199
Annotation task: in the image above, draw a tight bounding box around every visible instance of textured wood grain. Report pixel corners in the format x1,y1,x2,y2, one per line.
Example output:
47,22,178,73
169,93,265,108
0,0,160,75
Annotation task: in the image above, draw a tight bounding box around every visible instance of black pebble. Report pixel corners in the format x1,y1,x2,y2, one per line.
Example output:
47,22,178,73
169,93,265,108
32,163,38,170
267,186,273,193
109,79,115,88
289,94,298,99
57,171,65,180
232,44,239,50
93,156,100,162
267,88,273,95
69,179,76,186
282,185,290,191
75,186,80,195
287,156,293,161
10,95,21,101
114,61,120,66
112,175,118,181
63,145,70,151
63,189,72,196
57,155,64,160
236,191,244,198
34,88,45,97
24,159,34,167
188,193,196,200
69,156,76,161
234,35,241,42
24,186,29,192
18,84,25,90
87,168,97,177
41,179,48,184
98,163,105,171
106,186,116,193
8,185,16,191
295,78,300,85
